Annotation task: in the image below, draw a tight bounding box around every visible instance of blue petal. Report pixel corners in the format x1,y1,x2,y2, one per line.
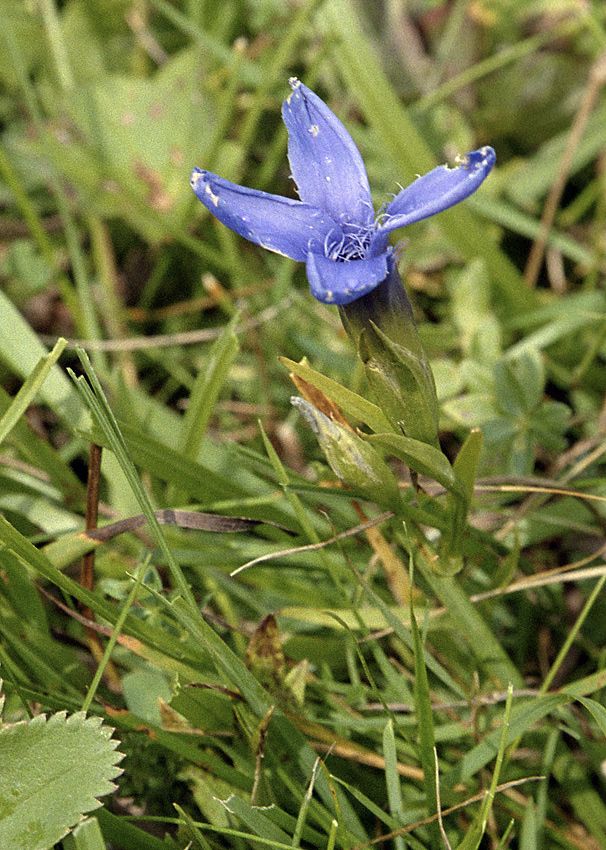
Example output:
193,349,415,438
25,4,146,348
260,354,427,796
379,146,496,234
282,79,374,229
190,168,342,262
306,251,389,305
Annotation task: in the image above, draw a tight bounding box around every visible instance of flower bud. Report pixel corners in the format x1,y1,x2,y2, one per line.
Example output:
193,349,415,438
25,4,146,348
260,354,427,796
339,257,440,448
291,397,401,511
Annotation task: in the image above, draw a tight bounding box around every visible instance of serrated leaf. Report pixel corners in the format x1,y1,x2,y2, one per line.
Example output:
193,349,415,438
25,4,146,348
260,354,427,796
0,711,124,850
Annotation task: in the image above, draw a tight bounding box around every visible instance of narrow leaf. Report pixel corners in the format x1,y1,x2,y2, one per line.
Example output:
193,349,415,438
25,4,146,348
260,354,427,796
280,356,394,434
366,432,463,496
410,598,440,848
0,338,66,445
179,316,239,460
382,719,406,850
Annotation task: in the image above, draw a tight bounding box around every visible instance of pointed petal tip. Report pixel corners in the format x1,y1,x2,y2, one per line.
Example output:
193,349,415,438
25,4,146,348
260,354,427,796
282,79,373,227
381,144,497,232
189,168,218,203
190,169,221,208
464,145,496,173
190,167,207,190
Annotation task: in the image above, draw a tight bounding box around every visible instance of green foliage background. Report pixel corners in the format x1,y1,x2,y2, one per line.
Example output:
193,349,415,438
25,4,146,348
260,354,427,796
1,0,606,848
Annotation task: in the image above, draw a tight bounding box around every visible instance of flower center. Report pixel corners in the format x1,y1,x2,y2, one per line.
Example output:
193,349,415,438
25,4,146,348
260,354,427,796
325,220,372,262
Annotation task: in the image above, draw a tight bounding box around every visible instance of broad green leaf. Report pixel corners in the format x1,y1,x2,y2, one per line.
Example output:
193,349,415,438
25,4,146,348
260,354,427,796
444,393,499,429
495,351,545,415
449,259,501,364
0,712,123,850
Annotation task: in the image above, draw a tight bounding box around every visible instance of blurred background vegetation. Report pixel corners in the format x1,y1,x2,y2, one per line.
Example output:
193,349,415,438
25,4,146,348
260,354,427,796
1,0,606,848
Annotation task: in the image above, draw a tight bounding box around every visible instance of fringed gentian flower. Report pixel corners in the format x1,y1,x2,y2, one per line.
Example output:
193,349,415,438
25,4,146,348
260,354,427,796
190,78,495,306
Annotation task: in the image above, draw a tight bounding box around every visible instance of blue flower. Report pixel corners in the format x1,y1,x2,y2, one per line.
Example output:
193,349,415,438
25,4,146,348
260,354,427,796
190,78,495,306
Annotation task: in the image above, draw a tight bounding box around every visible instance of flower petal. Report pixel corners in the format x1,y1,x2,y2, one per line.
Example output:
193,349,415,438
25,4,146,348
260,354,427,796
282,79,374,229
379,146,496,234
306,251,389,305
190,168,341,262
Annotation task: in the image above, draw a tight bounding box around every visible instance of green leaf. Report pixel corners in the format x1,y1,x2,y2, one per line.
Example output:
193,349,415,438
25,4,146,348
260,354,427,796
412,551,524,689
452,428,483,509
170,597,365,840
366,432,462,496
280,357,393,434
443,393,499,429
440,428,484,566
70,350,196,610
0,338,66,446
576,696,606,739
220,796,291,844
443,694,569,787
449,259,501,364
84,418,250,503
382,719,406,850
174,803,215,850
0,289,85,430
178,316,239,460
0,712,123,850
0,385,85,504
62,816,106,850
454,686,513,850
495,351,544,415
409,599,440,848
94,808,170,850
